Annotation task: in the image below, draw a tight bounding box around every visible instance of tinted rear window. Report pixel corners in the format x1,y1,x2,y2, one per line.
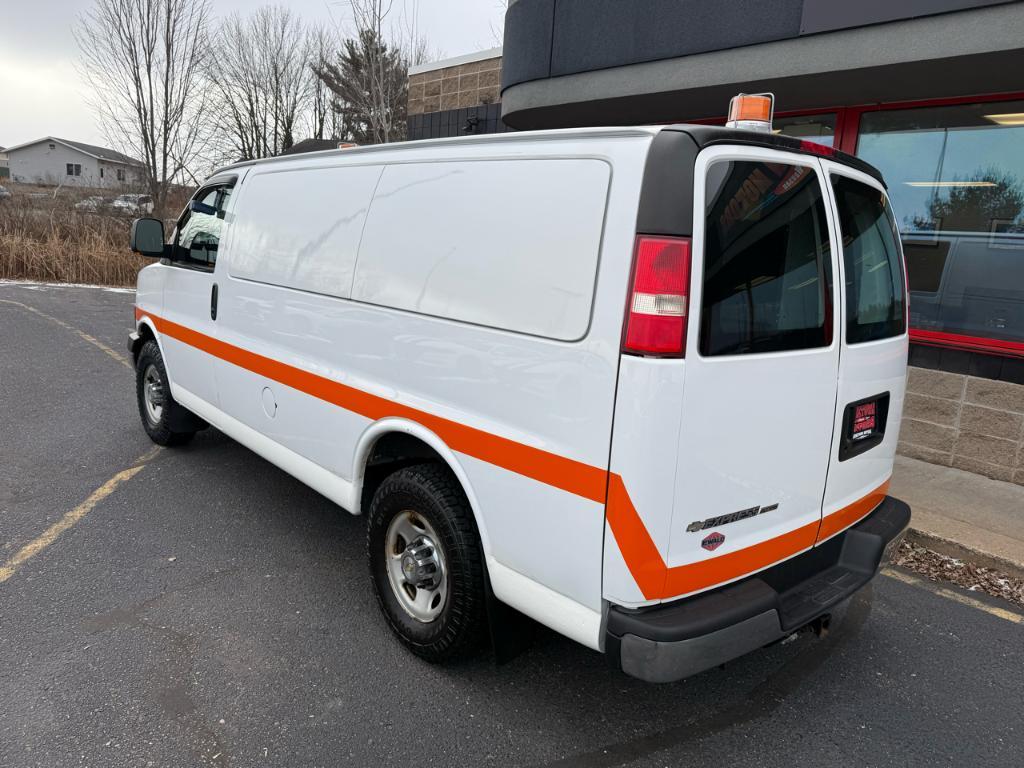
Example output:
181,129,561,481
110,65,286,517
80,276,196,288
701,161,833,356
831,176,906,343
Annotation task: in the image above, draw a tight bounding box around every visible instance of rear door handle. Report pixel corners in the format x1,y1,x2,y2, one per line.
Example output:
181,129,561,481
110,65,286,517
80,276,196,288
211,283,218,321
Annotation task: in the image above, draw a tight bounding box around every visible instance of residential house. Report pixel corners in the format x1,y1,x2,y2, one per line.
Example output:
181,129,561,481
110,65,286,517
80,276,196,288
279,138,344,156
4,137,143,188
0,146,8,179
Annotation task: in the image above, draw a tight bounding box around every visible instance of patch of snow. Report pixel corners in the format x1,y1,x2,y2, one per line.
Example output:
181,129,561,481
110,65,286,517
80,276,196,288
0,279,135,294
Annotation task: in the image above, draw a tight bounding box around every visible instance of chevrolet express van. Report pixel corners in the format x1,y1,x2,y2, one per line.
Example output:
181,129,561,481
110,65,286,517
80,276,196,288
127,117,910,683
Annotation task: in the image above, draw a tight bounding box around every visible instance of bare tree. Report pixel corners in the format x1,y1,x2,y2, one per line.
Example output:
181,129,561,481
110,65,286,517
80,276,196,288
306,24,340,141
488,0,510,48
210,6,310,159
77,0,212,213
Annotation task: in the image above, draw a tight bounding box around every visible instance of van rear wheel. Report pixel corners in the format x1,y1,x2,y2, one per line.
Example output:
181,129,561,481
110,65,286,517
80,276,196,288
367,464,486,662
135,340,196,446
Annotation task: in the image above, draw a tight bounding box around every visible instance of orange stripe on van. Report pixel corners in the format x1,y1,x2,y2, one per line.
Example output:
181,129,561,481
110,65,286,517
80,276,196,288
607,473,819,600
136,307,890,600
816,480,891,544
143,310,608,503
608,479,890,601
606,475,670,599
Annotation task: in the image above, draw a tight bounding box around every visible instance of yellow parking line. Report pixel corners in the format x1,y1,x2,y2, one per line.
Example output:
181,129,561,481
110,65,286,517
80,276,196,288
0,298,132,370
0,447,160,585
881,566,1024,625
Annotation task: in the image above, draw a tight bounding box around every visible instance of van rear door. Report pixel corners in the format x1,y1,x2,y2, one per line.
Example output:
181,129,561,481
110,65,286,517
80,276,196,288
817,160,908,540
666,146,843,598
604,145,843,605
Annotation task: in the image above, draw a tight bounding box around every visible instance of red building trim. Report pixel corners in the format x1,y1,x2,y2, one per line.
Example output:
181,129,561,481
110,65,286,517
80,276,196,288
839,90,1024,154
910,330,1024,360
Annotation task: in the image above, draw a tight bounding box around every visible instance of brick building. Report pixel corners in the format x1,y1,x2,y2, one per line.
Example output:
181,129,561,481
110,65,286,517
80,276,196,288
406,48,509,141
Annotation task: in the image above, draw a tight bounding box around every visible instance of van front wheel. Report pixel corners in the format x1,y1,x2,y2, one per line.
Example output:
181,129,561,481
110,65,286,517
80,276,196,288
367,464,486,663
135,340,196,446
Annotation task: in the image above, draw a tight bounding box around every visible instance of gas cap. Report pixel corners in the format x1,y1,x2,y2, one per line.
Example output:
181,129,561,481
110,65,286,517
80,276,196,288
261,386,277,419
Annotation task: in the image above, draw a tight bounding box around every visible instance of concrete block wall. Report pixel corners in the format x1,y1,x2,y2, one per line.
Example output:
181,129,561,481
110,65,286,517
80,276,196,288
900,366,1024,485
408,55,502,116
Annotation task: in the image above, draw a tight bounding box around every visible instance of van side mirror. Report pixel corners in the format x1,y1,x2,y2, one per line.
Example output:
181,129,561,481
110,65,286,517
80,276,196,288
130,217,166,257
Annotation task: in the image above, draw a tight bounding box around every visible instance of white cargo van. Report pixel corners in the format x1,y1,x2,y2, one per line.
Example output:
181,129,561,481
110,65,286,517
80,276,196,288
127,116,910,683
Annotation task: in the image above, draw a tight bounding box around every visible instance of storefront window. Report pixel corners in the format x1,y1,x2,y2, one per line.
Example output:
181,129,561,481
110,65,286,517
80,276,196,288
774,114,836,148
857,101,1024,346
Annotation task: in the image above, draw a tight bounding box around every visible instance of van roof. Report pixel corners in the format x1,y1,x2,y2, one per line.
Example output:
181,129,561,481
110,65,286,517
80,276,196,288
679,125,884,186
211,124,884,187
211,126,661,176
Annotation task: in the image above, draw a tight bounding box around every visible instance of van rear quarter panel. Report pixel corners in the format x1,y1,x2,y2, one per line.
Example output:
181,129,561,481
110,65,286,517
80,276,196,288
214,135,654,621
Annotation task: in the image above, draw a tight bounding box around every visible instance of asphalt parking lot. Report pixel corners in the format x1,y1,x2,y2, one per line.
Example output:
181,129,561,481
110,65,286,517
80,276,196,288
2,281,1023,767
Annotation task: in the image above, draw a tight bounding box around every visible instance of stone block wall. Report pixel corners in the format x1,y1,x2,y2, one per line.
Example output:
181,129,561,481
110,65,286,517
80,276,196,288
408,55,503,117
900,367,1024,484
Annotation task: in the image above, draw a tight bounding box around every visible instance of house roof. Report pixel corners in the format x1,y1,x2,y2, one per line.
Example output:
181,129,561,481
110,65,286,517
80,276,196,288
279,138,342,156
2,136,143,166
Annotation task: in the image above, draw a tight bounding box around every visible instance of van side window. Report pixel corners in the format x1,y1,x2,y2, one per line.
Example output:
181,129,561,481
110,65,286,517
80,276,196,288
173,185,233,270
701,161,833,356
830,176,906,343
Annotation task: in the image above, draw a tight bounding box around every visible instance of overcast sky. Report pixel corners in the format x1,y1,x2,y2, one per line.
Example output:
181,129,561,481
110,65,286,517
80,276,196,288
0,0,505,149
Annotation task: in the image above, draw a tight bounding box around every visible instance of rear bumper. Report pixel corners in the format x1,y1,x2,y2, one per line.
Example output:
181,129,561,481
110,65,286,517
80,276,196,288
605,495,910,683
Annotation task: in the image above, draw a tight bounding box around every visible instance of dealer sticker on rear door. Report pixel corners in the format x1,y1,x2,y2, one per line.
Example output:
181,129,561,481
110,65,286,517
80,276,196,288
852,401,877,441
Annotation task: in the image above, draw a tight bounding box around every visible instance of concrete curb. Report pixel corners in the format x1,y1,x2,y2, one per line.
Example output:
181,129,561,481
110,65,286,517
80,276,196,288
905,527,1024,582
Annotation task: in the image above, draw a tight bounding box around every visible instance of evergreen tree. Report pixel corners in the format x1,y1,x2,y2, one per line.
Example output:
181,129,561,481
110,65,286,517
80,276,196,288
313,29,409,145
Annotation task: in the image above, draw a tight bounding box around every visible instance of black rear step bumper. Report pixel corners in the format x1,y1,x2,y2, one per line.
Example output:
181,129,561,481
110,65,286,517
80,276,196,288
605,495,910,684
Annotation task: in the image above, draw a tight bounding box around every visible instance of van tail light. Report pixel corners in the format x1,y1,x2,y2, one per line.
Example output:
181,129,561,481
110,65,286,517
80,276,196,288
623,235,692,357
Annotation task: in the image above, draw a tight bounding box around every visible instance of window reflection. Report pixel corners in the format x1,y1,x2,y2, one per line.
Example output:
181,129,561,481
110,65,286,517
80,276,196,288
774,114,836,148
857,101,1024,344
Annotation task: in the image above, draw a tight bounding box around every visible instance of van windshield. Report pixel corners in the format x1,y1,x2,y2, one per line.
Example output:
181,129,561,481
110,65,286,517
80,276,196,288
831,176,906,343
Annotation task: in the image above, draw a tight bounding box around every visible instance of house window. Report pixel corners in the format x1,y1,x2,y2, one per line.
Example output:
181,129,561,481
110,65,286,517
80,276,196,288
116,168,125,182
48,143,56,150
100,168,104,178
66,163,81,177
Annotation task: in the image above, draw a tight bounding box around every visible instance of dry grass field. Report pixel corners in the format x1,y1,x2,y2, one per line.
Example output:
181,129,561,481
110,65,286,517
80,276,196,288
0,184,190,286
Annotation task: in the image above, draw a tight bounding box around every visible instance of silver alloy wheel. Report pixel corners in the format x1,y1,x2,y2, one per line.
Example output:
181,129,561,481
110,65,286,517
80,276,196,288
143,363,165,425
385,509,448,623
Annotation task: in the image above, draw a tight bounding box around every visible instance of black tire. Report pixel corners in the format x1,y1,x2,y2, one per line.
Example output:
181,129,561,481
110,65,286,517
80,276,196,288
135,339,196,447
367,464,486,663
